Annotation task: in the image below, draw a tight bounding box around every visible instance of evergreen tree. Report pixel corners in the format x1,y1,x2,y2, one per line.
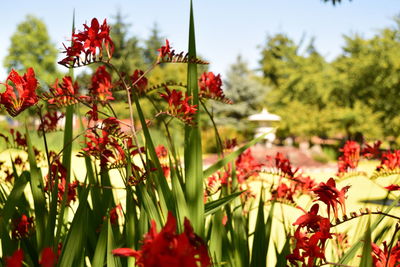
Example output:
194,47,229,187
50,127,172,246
144,23,164,66
214,56,268,133
110,11,144,76
4,15,59,85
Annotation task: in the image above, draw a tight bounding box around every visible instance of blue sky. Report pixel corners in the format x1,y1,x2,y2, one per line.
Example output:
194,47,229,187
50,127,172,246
0,0,399,79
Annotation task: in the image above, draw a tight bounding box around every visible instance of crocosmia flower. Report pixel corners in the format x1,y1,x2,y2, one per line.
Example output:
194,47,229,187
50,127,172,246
0,68,38,116
311,178,350,219
39,247,57,267
198,72,232,104
11,214,34,239
113,211,211,267
6,249,24,267
371,241,400,267
59,18,114,67
89,66,114,104
159,87,197,124
157,39,171,60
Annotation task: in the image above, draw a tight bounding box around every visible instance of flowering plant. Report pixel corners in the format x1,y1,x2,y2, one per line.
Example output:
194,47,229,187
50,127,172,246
1,2,400,267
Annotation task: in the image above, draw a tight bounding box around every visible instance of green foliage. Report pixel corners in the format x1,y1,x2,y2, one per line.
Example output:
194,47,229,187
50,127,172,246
4,15,60,85
259,25,400,141
214,56,268,134
110,11,145,77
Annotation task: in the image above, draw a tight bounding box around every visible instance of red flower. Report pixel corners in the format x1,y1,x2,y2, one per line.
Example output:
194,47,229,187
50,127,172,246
59,18,114,67
12,214,34,239
38,111,64,133
89,66,114,104
109,204,122,225
155,145,168,158
157,39,171,60
385,184,400,191
6,249,24,267
293,204,324,232
44,153,78,206
0,68,38,116
235,148,261,183
362,141,382,159
39,247,57,267
131,69,148,93
160,88,197,124
378,150,400,171
371,241,400,267
271,183,295,203
337,140,360,176
45,76,79,107
266,152,299,179
113,212,211,267
311,178,350,219
198,72,231,103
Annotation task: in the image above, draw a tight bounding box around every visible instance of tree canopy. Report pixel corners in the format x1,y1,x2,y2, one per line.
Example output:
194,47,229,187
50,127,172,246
4,15,59,85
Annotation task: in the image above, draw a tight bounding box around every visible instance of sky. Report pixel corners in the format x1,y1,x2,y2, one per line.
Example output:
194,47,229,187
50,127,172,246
0,0,399,79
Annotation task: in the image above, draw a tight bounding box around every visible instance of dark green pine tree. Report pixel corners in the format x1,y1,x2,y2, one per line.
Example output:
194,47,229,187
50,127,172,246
144,23,164,66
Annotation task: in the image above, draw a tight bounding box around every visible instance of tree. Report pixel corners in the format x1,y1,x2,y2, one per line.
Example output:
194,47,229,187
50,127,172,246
109,11,144,76
144,23,164,66
214,56,269,134
4,15,59,85
260,33,337,139
331,23,400,138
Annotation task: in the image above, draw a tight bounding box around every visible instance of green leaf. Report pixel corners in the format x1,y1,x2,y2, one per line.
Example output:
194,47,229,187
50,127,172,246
203,133,267,179
59,187,89,267
1,171,28,221
359,220,372,267
107,219,122,267
275,237,291,267
170,159,188,231
204,191,243,216
91,221,107,267
250,190,271,267
184,0,204,236
25,126,47,250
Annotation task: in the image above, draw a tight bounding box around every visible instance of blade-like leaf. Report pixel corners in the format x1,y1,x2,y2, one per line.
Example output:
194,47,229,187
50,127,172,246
250,189,270,267
91,220,107,267
59,187,89,267
203,133,267,179
26,127,47,250
107,219,122,267
184,0,204,236
359,220,372,267
1,171,28,221
204,191,243,216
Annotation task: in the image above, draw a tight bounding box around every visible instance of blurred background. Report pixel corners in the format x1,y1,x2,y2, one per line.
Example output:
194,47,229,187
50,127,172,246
1,0,400,165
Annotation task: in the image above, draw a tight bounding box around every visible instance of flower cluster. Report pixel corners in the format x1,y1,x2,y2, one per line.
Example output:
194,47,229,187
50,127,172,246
288,204,332,266
38,111,64,134
311,177,350,219
337,140,360,176
159,87,197,124
265,153,316,204
112,212,211,267
371,241,400,267
0,68,38,116
59,18,114,67
288,176,350,265
43,76,80,107
198,72,232,104
6,247,57,267
44,152,79,206
11,214,34,239
131,69,148,94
